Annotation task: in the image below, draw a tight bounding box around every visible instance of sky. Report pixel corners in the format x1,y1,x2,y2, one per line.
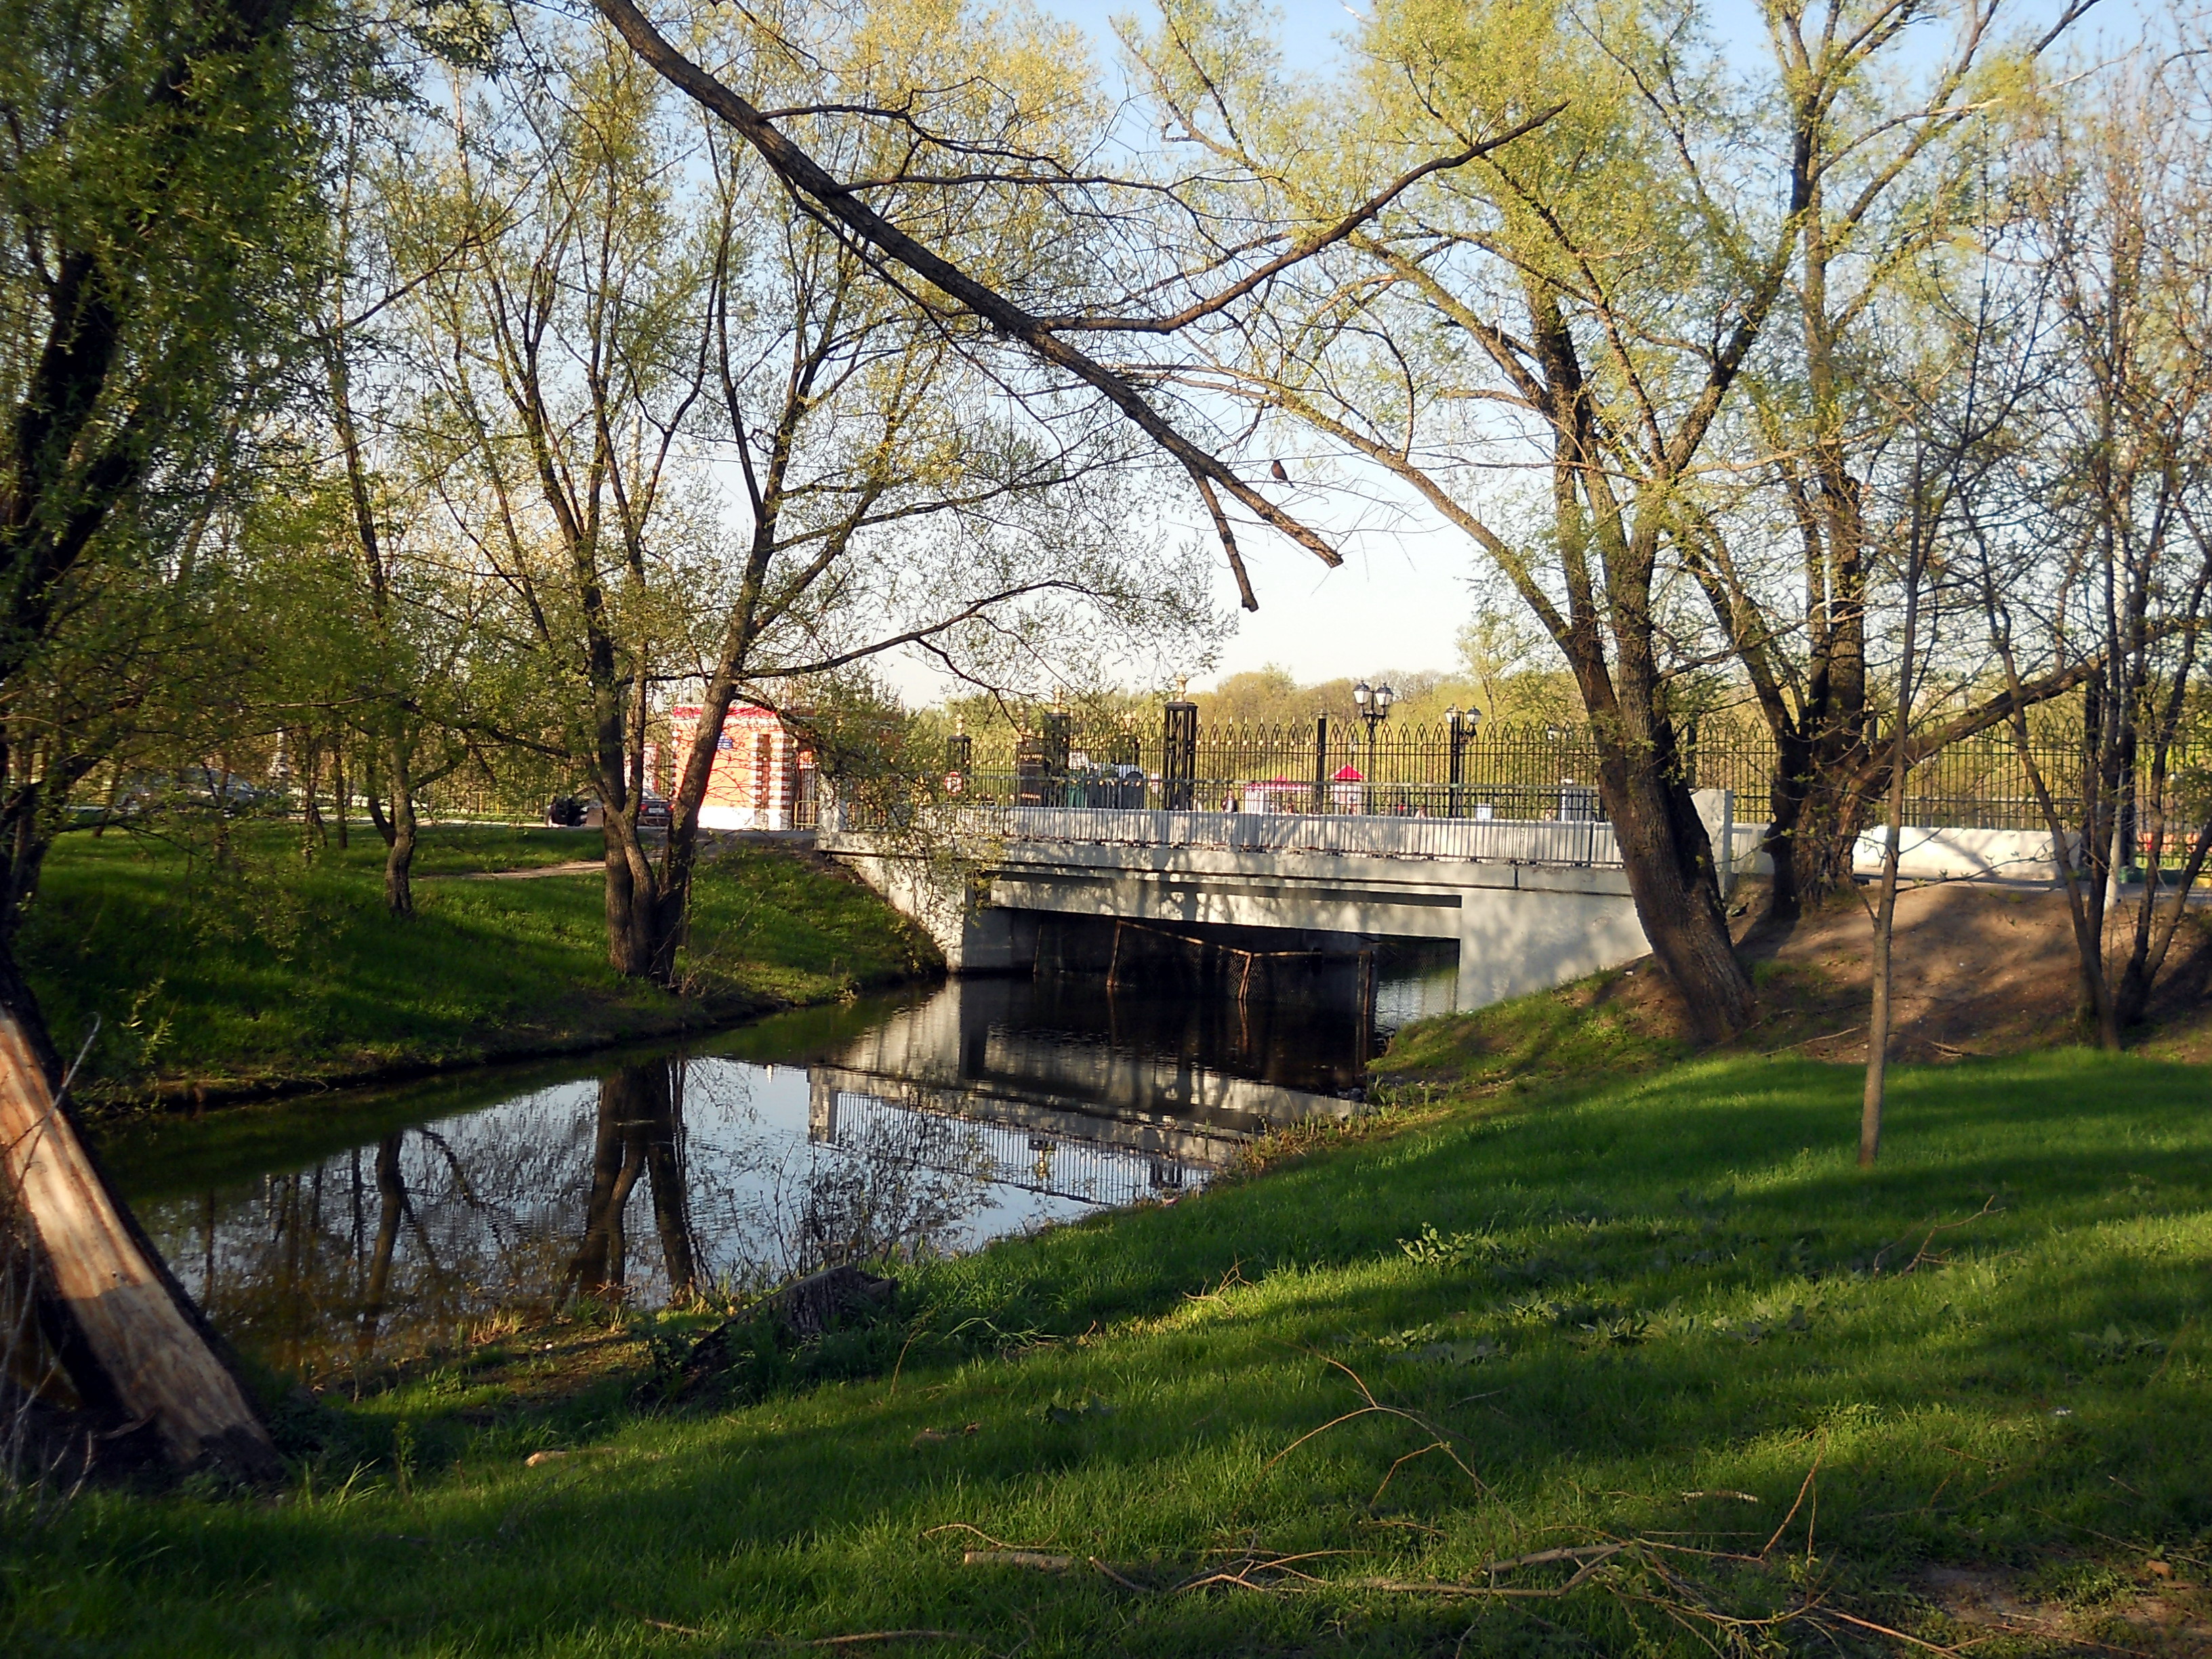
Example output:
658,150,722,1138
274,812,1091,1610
888,0,1774,697
875,0,2103,701
1025,0,1477,691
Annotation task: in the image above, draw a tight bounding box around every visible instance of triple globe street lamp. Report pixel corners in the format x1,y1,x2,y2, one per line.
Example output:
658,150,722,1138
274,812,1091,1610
1352,679,1393,811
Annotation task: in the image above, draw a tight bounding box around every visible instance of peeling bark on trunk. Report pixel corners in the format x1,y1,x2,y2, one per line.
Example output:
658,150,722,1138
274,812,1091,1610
0,985,278,1481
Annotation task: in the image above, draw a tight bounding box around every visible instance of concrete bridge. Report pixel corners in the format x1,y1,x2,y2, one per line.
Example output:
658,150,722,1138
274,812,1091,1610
819,791,1737,1011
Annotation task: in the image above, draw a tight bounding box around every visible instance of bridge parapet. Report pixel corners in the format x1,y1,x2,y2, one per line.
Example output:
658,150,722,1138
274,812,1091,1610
897,803,1624,866
824,787,1733,876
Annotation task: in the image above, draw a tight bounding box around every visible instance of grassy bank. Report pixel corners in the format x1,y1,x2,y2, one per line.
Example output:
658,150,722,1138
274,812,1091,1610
18,821,938,1110
9,1042,2207,1655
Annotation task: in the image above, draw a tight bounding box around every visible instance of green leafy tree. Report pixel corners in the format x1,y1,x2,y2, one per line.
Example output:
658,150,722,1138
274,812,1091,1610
0,0,358,1053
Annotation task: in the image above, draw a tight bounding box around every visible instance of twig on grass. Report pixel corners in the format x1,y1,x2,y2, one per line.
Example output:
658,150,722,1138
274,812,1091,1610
2146,1313,2195,1387
1764,1023,1865,1056
877,1321,930,1401
1759,1443,1825,1560
1372,1439,1465,1506
1874,1195,2003,1275
922,1521,1044,1552
1182,1258,1250,1306
1087,1556,1151,1593
1253,1351,1486,1498
1814,1607,1973,1656
1171,1549,1355,1593
1483,1544,1632,1577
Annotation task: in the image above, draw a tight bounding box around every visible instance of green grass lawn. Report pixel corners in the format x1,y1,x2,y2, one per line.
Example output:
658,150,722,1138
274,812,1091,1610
18,821,937,1108
9,1046,2207,1655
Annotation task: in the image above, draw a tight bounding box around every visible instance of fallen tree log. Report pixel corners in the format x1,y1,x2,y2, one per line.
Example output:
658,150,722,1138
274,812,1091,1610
0,1008,279,1481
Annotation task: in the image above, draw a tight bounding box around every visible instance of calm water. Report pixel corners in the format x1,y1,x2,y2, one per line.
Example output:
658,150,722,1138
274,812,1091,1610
112,951,1456,1380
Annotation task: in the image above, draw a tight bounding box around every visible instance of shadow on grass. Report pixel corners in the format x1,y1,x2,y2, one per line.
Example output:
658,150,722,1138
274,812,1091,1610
9,1049,2209,1656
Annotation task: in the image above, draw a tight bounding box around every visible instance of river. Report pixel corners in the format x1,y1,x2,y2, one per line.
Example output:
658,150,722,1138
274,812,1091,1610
105,946,1456,1380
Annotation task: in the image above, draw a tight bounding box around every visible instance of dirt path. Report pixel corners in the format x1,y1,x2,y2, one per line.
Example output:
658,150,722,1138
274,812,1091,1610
425,860,602,881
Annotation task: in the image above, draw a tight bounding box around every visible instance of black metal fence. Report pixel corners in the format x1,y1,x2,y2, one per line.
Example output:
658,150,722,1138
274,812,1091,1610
933,711,2211,832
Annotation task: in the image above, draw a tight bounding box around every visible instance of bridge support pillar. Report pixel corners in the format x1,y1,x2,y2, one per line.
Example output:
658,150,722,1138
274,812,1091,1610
827,849,1038,973
1446,876,1652,1010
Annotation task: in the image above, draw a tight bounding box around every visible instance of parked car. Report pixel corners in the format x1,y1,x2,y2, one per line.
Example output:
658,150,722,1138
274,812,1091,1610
546,794,605,828
636,794,671,830
111,766,285,819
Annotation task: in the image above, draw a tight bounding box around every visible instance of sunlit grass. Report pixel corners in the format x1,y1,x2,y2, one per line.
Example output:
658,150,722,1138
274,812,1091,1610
9,1046,2207,1654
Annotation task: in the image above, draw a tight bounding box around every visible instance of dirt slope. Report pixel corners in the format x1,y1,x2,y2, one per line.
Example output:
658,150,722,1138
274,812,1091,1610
1684,882,2212,1063
1399,881,2212,1086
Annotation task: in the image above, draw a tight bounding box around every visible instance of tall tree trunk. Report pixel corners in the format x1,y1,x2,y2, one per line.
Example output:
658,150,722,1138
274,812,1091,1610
1595,735,1751,1040
1768,752,1880,918
601,808,663,980
91,766,124,839
383,729,417,918
642,669,752,985
364,750,392,845
1862,471,1925,1168
300,732,326,855
333,743,350,850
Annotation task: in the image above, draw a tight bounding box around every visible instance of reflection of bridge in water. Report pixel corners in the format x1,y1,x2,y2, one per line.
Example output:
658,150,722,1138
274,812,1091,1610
805,977,1357,1208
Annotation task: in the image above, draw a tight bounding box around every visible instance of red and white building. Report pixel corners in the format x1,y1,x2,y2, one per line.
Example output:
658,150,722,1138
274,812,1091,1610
663,704,815,830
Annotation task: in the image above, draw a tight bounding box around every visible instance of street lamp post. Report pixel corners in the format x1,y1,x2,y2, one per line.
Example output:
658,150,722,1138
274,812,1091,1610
1351,679,1395,812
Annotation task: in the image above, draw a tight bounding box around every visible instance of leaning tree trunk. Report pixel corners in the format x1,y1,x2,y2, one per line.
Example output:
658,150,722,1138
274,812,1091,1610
0,958,279,1480
636,665,756,986
1570,608,1755,1039
602,665,750,988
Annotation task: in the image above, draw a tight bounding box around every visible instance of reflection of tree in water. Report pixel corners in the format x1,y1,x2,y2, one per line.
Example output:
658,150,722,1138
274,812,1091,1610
356,1134,405,1362
137,1053,1004,1376
569,1061,695,1300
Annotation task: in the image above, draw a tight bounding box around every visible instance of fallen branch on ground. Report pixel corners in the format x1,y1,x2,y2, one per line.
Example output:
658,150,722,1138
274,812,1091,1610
1874,1195,2003,1275
961,1549,1072,1571
782,1635,981,1650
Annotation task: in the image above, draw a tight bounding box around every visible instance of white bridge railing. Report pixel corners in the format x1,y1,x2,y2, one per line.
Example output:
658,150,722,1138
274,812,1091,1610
832,800,1628,867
